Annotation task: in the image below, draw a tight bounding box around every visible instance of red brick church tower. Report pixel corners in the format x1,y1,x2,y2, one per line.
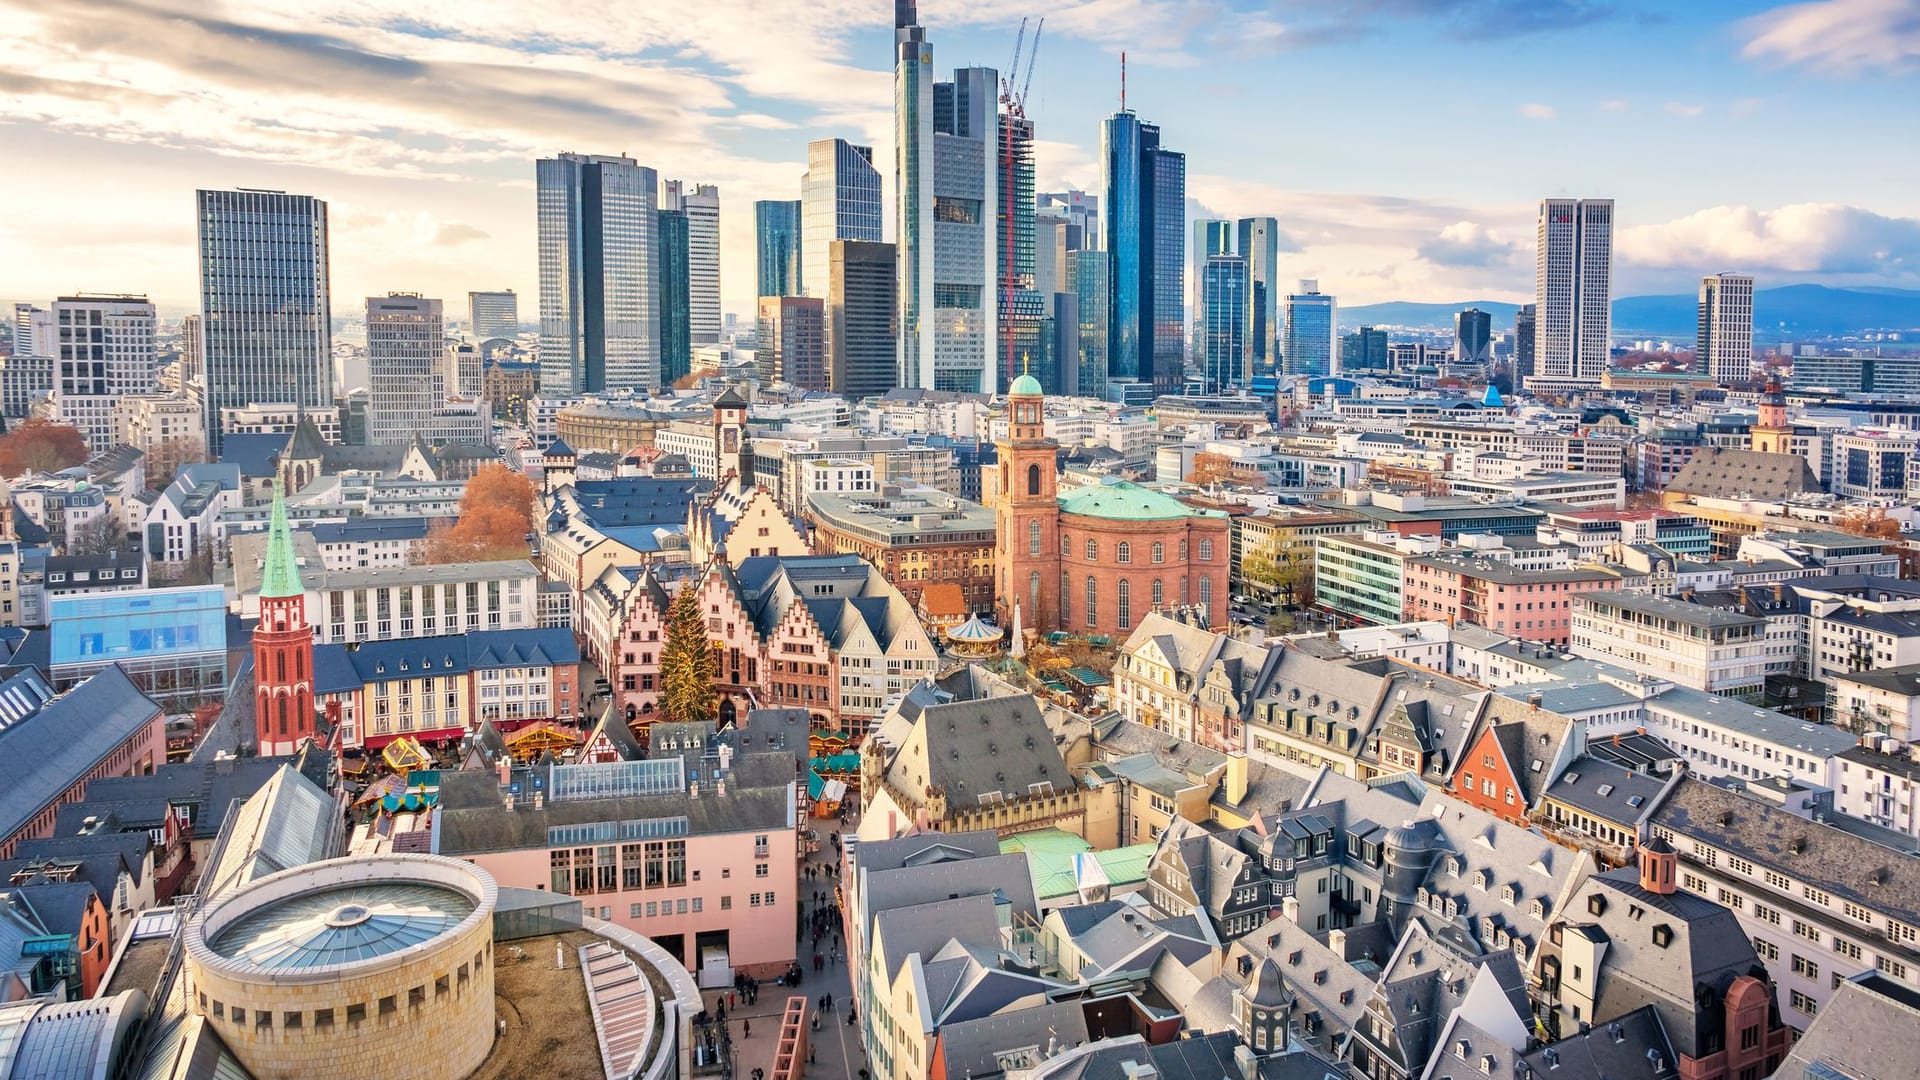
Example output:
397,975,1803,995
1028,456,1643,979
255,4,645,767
254,482,316,756
994,371,1060,633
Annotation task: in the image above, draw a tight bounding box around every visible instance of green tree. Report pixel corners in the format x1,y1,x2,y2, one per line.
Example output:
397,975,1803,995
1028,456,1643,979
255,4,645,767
659,583,716,726
1242,539,1316,608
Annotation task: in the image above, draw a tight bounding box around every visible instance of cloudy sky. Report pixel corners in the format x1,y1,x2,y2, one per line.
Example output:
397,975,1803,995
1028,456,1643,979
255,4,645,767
2,0,1917,322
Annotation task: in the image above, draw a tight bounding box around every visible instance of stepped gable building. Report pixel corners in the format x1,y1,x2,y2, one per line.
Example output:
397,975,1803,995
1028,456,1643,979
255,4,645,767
993,373,1229,638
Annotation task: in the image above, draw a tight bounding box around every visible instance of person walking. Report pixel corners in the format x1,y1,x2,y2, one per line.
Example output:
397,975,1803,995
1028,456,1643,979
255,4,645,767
743,1019,751,1039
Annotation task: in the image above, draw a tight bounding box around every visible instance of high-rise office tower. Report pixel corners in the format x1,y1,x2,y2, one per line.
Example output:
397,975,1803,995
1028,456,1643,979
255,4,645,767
756,296,826,391
366,293,445,446
1070,250,1109,399
1534,198,1613,386
1455,307,1493,367
537,153,658,394
1236,218,1280,378
1034,215,1067,307
998,105,1047,392
828,240,898,400
1340,327,1389,373
180,314,202,393
1698,272,1755,386
895,9,998,394
1038,190,1099,250
1200,255,1249,393
50,294,157,452
1102,108,1184,398
755,200,802,298
1514,303,1537,383
664,180,721,345
801,139,882,301
658,208,691,388
1281,280,1335,378
196,188,333,454
1190,219,1232,352
11,304,54,357
467,290,518,342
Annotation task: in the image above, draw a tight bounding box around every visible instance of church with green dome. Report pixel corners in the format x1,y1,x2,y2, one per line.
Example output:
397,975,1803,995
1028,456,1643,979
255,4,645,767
991,377,1231,640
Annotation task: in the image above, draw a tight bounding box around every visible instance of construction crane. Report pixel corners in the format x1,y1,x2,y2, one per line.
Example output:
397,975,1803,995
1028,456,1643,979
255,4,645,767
998,16,1044,119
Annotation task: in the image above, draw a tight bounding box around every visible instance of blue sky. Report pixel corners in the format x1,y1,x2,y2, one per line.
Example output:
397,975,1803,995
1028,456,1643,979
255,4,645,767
1,0,1916,320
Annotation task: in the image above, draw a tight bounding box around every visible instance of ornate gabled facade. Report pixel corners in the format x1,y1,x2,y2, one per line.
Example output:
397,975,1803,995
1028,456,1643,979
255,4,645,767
1114,611,1269,752
254,484,316,756
687,482,810,567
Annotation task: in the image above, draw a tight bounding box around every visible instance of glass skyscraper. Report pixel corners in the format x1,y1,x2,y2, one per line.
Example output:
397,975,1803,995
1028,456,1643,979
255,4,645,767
658,208,691,387
1455,307,1493,367
755,199,802,298
467,290,519,341
1534,197,1613,386
1236,217,1280,377
537,153,658,394
801,139,882,301
1070,250,1108,400
195,188,333,455
1282,280,1335,378
828,240,897,400
1200,254,1248,393
1101,110,1184,397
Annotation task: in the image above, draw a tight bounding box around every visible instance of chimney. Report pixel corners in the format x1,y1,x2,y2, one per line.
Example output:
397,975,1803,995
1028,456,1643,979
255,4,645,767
497,758,511,786
1773,582,1785,605
1283,895,1300,924
1528,690,1543,711
1224,753,1250,805
1232,1043,1258,1080
1328,927,1347,958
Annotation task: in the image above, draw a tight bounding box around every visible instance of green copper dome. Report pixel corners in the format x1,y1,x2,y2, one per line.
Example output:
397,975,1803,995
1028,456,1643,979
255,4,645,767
1009,372,1044,396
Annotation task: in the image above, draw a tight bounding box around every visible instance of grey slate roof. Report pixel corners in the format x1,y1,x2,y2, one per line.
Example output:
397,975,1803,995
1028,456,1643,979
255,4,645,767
1773,973,1920,1080
0,667,161,849
1513,1003,1677,1080
932,1000,1088,1080
1539,756,1667,822
1666,447,1819,500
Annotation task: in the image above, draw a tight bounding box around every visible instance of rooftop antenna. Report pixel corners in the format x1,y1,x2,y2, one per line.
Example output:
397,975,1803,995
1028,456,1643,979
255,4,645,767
1120,51,1127,112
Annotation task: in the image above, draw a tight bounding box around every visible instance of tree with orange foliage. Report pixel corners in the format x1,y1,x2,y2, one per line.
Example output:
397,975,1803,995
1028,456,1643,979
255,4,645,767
0,419,89,478
1836,507,1904,542
1189,451,1233,488
422,462,538,563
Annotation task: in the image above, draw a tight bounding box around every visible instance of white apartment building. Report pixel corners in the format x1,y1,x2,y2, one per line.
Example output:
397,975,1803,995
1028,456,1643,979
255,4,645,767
1830,430,1920,501
1568,590,1774,698
48,295,157,452
236,557,538,642
115,395,205,467
1828,666,1920,742
799,458,876,499
218,403,343,443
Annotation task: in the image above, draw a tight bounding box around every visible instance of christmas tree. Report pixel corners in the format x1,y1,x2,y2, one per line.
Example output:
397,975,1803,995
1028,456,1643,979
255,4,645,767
659,581,716,726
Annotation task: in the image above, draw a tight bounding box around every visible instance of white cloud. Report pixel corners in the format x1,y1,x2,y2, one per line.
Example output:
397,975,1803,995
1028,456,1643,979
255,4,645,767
1618,203,1920,276
1418,222,1523,269
1664,102,1704,117
1519,102,1556,120
1741,0,1920,75
1598,98,1629,111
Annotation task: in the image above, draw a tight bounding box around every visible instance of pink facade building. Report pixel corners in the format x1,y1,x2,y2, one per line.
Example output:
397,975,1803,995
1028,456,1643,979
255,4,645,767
1404,555,1622,645
434,750,800,978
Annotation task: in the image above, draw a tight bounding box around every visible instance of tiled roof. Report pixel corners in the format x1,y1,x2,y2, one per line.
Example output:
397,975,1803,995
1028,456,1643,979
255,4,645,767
0,667,161,847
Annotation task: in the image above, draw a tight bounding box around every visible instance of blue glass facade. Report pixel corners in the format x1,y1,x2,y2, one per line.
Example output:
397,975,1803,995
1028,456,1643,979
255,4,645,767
657,208,690,388
755,199,802,298
1201,255,1249,393
1102,112,1185,395
1283,285,1335,378
49,585,228,707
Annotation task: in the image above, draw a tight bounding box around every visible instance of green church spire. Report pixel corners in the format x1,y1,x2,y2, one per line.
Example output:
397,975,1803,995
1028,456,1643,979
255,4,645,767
259,481,305,599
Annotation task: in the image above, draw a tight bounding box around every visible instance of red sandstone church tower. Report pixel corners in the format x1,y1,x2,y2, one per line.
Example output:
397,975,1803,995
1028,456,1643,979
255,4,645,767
994,370,1060,632
254,483,316,756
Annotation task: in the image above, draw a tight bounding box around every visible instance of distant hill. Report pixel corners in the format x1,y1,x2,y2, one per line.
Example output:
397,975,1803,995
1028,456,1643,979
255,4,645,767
1342,285,1920,338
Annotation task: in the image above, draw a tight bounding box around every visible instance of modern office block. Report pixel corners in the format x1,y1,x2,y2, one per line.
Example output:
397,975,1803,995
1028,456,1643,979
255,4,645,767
802,139,882,302
537,153,658,394
1038,189,1098,250
1699,272,1755,386
365,294,444,445
1237,217,1280,377
1102,109,1185,396
50,294,157,452
467,290,518,341
756,296,827,392
665,180,721,345
996,109,1037,390
1200,255,1249,392
1070,250,1109,400
195,188,332,454
756,199,802,299
1455,307,1493,366
1340,327,1389,373
658,208,691,388
1282,280,1336,378
1534,198,1613,386
1514,303,1537,383
828,240,897,400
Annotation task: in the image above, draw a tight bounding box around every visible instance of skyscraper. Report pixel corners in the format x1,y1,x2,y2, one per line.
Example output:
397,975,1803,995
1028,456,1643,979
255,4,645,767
1281,280,1335,378
802,139,882,301
1102,109,1184,398
196,188,332,454
537,153,658,394
1037,189,1098,250
50,294,156,452
1200,255,1249,393
895,1,934,391
467,290,518,341
756,296,826,391
1070,250,1109,400
1698,272,1755,386
1514,303,1537,383
1236,217,1280,378
658,207,691,388
828,240,897,400
365,293,444,446
998,104,1047,393
11,304,53,357
1340,327,1388,373
1534,198,1613,386
1455,307,1493,367
1190,219,1232,352
755,200,802,298
665,180,721,345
